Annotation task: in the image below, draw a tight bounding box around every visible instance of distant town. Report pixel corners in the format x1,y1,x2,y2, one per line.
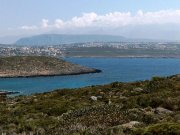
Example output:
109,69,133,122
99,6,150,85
0,42,180,58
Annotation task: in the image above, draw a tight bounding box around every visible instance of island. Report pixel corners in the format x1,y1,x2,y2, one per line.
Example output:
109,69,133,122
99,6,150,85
0,56,101,78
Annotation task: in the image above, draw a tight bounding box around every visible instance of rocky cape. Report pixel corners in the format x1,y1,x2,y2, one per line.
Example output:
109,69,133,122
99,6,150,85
0,56,101,78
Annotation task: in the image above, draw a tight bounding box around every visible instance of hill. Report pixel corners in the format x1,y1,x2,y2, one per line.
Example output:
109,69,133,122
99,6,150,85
0,56,101,77
0,74,180,134
15,34,126,46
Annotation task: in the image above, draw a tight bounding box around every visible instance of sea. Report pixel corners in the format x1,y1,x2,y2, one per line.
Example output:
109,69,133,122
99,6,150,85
0,57,180,95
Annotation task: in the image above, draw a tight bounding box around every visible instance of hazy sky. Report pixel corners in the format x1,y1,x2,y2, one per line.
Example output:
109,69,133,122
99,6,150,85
1,0,180,42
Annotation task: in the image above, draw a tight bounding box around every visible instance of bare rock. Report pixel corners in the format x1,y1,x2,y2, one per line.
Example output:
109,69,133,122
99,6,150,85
121,121,141,129
90,96,97,101
155,107,173,114
107,121,141,135
133,87,144,92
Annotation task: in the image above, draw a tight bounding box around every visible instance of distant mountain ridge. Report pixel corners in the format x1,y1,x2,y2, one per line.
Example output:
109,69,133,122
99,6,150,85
15,34,126,46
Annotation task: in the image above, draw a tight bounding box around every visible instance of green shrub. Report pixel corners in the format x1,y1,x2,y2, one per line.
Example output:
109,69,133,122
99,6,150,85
134,123,180,135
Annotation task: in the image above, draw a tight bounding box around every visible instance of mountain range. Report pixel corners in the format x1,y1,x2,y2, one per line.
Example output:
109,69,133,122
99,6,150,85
15,34,127,46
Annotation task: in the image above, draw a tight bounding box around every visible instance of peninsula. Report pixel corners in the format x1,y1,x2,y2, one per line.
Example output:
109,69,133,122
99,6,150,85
0,56,101,78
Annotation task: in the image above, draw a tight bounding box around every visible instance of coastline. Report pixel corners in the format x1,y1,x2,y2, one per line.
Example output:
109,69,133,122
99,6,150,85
0,56,102,78
65,55,180,58
0,74,179,134
0,69,102,78
0,91,19,96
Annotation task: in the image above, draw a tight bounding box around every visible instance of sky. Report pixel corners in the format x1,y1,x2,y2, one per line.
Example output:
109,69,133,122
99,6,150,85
1,0,180,43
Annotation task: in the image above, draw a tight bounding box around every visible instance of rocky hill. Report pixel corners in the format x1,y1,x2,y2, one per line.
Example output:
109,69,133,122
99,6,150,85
15,34,126,46
0,56,101,77
0,74,180,134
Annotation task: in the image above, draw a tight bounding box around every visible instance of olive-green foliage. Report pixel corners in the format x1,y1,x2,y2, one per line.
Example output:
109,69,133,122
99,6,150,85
146,76,174,91
134,123,180,135
0,74,180,134
0,56,97,78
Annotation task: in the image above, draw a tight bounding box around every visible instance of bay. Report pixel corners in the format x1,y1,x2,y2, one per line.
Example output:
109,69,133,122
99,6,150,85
0,58,180,95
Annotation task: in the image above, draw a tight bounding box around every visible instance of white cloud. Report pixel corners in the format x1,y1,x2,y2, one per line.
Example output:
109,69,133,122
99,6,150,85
41,19,49,28
55,19,65,28
70,12,98,27
20,25,38,30
19,9,180,31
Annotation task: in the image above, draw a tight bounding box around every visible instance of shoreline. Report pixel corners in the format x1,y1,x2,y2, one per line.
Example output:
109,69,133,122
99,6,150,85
0,69,102,78
0,74,180,134
0,91,20,96
0,56,102,78
65,56,180,58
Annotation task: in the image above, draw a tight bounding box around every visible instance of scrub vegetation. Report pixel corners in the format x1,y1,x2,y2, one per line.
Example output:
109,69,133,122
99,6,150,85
0,74,180,134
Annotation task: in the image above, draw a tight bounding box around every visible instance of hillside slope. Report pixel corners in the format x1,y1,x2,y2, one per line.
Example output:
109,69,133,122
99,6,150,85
0,74,180,134
0,56,101,77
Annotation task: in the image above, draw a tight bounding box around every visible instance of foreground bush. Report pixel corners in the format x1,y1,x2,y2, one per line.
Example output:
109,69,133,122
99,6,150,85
0,74,180,134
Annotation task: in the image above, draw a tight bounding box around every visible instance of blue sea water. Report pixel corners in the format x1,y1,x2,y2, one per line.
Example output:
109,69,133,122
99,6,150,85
0,58,180,95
